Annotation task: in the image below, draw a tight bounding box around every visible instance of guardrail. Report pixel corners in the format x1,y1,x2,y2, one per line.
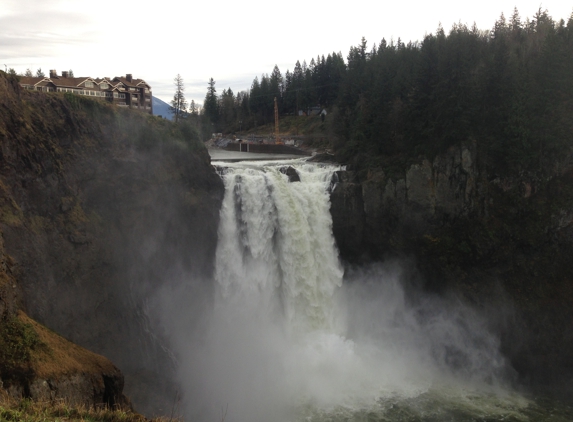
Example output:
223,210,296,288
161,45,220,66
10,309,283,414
225,143,310,155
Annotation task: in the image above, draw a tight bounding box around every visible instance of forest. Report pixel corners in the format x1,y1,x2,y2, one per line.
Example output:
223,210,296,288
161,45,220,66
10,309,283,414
197,8,573,177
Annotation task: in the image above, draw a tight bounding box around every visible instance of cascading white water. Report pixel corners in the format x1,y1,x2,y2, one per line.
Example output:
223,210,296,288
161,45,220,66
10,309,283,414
210,159,442,418
215,160,344,335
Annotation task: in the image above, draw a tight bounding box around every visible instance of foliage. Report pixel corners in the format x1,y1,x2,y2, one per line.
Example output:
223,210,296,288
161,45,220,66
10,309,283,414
205,8,572,182
334,8,573,176
59,90,203,152
0,315,41,379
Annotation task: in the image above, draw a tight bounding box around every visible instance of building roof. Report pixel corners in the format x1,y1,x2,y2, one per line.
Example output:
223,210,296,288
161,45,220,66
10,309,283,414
20,74,151,91
112,76,150,89
19,77,50,86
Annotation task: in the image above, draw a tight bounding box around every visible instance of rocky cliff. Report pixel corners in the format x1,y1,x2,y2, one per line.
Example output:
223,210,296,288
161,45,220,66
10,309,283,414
331,141,573,396
0,72,224,413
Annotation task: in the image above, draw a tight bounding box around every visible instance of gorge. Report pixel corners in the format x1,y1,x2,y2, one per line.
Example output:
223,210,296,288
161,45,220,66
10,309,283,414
1,70,572,420
164,158,572,421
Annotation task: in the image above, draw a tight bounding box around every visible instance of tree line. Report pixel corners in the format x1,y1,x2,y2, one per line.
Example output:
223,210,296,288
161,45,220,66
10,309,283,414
173,7,572,176
170,51,346,136
5,67,75,77
332,8,573,177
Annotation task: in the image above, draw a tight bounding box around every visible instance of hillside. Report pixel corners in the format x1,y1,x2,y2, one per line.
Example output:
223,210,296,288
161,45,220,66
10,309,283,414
0,71,224,415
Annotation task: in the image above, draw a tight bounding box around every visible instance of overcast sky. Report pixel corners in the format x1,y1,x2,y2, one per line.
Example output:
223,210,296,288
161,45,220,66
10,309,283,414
1,0,571,106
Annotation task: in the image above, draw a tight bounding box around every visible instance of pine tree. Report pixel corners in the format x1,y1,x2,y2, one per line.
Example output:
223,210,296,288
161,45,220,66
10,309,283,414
189,99,197,115
204,78,219,127
220,88,236,131
170,74,187,123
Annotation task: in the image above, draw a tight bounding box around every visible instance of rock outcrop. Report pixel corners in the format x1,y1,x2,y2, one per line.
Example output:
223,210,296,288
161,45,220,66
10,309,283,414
8,312,130,408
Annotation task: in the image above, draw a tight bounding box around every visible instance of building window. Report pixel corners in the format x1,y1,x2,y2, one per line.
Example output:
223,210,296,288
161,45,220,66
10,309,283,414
119,93,125,99
85,81,94,88
100,83,108,89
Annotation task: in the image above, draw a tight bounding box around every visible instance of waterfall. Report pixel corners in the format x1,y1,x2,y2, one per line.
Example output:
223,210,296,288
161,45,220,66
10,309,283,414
209,159,433,417
168,158,528,422
215,160,344,335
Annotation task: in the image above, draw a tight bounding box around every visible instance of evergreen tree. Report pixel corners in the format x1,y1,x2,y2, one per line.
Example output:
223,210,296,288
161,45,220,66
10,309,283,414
220,88,236,130
204,78,219,127
189,99,198,115
259,74,272,122
283,70,295,114
270,65,283,113
169,74,187,123
292,61,304,113
36,68,45,77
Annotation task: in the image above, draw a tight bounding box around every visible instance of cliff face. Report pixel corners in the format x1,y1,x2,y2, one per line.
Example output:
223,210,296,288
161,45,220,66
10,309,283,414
0,72,224,413
331,142,573,394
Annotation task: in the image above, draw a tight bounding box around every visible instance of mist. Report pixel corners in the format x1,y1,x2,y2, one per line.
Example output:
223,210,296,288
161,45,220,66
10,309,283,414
153,263,513,422
150,160,513,422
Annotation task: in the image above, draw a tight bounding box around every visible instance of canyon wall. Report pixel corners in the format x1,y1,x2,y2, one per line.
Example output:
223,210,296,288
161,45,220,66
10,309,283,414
331,141,573,396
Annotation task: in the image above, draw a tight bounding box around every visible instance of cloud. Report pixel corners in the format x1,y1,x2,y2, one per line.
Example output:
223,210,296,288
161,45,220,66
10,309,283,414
0,8,100,65
2,0,571,104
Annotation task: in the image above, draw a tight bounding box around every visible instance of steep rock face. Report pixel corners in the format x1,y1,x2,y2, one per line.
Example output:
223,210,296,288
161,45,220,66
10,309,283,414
0,72,224,413
333,142,485,260
331,142,573,394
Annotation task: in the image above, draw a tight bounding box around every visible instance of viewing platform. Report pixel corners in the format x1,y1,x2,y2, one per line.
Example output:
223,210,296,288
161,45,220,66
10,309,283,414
208,137,312,162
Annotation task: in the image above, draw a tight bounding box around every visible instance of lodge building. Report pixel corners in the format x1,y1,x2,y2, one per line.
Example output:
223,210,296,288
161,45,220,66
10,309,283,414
19,71,153,114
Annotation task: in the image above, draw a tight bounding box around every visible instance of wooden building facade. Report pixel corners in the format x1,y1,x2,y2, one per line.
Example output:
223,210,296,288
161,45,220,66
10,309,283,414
19,71,153,114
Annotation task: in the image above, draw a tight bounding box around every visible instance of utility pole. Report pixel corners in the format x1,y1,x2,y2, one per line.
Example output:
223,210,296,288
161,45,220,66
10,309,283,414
274,97,282,145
